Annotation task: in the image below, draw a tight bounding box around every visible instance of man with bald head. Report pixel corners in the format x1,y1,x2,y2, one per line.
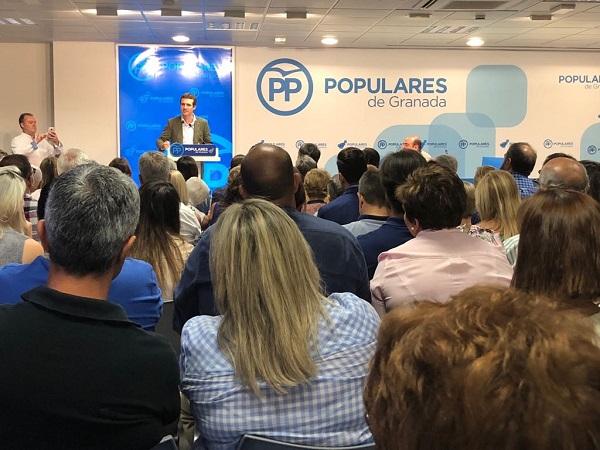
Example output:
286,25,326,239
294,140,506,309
500,142,538,198
402,135,432,161
539,157,589,192
173,144,370,333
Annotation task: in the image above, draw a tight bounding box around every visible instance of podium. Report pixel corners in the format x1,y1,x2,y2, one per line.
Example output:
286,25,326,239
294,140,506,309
166,143,220,163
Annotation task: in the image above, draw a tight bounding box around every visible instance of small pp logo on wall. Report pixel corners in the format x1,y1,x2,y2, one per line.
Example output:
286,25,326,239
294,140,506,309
588,145,598,155
256,58,314,116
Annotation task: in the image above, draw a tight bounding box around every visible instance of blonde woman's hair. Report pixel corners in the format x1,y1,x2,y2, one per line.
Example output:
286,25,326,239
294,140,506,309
211,198,326,396
0,166,27,236
169,170,189,204
475,170,520,239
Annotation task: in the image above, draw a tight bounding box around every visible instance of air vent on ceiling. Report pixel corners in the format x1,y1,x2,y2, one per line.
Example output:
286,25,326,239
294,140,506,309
416,0,509,9
206,21,259,30
422,25,480,33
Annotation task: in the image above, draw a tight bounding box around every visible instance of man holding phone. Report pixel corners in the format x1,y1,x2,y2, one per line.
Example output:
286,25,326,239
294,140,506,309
11,112,62,168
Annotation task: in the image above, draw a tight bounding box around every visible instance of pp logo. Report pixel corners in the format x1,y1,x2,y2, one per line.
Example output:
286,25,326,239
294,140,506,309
543,139,553,149
296,140,305,149
377,140,388,150
189,87,200,98
256,58,313,116
170,143,184,157
588,145,598,155
125,120,137,132
458,139,468,150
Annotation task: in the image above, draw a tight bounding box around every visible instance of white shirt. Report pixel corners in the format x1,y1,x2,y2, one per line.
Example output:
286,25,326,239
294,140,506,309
179,202,202,244
181,115,196,145
11,132,62,168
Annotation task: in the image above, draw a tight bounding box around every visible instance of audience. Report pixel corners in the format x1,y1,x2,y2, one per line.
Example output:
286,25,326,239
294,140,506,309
540,151,576,168
177,155,210,211
344,170,390,237
370,164,512,315
207,165,243,227
435,154,458,173
108,156,132,176
37,155,58,199
181,199,379,449
295,154,317,179
131,181,193,302
302,168,330,215
326,173,344,202
539,156,589,192
471,170,520,264
512,189,600,330
459,181,476,229
473,165,495,186
138,150,171,185
298,142,321,165
402,135,432,161
170,170,203,243
318,147,367,224
500,142,538,198
365,285,600,450
581,159,600,203
0,154,39,240
0,166,44,265
358,150,426,279
363,147,380,168
0,164,180,449
174,143,370,332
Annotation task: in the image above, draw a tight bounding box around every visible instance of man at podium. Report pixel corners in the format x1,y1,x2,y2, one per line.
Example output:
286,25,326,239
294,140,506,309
156,92,211,150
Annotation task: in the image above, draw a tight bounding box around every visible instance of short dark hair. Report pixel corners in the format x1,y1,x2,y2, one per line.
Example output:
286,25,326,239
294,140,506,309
0,154,32,180
399,163,466,230
435,154,458,173
230,154,245,170
180,92,197,107
108,157,132,176
379,151,427,214
18,112,33,126
505,142,537,176
542,152,576,167
337,147,367,184
298,143,321,164
358,170,387,208
295,155,317,179
176,156,198,180
581,160,600,204
327,174,344,201
363,147,381,167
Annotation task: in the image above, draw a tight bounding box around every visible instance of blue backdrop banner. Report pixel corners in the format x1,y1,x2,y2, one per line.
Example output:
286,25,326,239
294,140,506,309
118,45,233,188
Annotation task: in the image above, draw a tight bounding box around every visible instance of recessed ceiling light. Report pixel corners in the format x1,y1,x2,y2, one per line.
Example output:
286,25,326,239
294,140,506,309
550,3,576,13
275,37,286,43
466,36,485,47
530,14,552,20
321,36,338,45
172,35,190,43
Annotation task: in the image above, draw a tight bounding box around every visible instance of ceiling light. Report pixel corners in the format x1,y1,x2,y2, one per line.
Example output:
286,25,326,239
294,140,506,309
275,36,286,43
409,12,431,18
550,3,576,13
224,9,245,18
96,6,118,16
530,14,553,20
172,35,190,43
5,18,21,24
20,18,35,24
466,36,485,46
286,10,307,19
321,36,338,45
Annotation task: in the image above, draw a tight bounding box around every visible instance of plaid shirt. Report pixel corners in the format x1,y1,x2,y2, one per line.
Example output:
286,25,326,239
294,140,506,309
512,172,538,198
23,193,38,241
180,293,379,450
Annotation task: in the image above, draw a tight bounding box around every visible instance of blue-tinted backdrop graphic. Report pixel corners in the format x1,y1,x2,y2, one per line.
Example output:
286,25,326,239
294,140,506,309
118,45,233,188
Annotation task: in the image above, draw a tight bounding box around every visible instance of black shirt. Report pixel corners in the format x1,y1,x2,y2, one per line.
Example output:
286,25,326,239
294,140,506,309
0,286,180,450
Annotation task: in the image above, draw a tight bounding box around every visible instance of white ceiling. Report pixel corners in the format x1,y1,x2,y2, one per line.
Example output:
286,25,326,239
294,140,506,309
1,0,600,50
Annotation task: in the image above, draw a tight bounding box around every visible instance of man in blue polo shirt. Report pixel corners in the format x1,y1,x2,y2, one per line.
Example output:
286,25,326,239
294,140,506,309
317,147,367,225
173,143,369,333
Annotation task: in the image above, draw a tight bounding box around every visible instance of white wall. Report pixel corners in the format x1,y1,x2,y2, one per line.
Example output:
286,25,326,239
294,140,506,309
0,43,52,153
53,41,118,165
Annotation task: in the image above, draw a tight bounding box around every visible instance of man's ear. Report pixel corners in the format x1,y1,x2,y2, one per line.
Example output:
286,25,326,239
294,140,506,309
37,220,50,253
358,192,365,210
293,170,301,193
113,235,136,280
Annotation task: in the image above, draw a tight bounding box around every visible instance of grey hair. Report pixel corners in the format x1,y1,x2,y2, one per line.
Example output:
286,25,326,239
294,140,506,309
138,151,171,184
539,160,589,193
57,148,90,175
45,164,140,275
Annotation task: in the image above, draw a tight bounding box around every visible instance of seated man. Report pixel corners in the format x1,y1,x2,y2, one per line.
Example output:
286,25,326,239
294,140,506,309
318,147,367,225
0,164,180,450
0,256,163,331
173,143,370,333
500,142,538,198
344,170,390,237
365,285,600,450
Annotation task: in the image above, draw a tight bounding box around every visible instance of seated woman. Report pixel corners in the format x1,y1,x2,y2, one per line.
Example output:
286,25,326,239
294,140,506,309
302,168,330,215
512,189,600,330
170,170,203,243
0,166,44,266
370,163,512,315
180,199,379,450
471,170,520,264
206,166,243,227
130,181,193,301
364,285,600,450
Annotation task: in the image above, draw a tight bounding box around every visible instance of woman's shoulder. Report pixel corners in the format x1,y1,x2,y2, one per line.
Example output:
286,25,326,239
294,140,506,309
322,293,380,341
